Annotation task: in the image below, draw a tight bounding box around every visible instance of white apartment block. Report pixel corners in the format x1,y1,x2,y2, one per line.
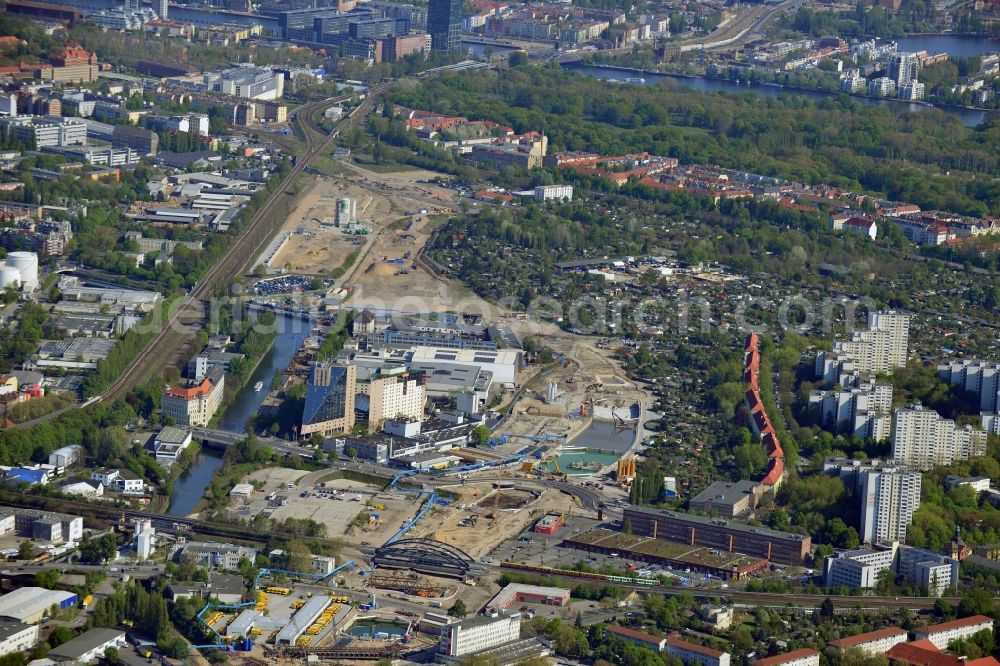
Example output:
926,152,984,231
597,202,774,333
534,184,573,201
816,311,910,384
440,613,521,657
938,359,1000,413
825,542,958,596
0,116,87,148
809,380,892,441
892,404,988,470
829,627,908,655
752,649,819,666
914,615,994,650
859,466,921,543
983,412,1000,434
665,636,730,666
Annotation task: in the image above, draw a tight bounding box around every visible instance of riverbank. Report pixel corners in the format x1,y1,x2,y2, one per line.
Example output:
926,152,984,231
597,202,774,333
565,62,996,127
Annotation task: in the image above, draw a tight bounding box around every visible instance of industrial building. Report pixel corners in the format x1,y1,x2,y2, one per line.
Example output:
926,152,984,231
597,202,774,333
161,365,225,427
687,480,767,518
483,584,570,614
0,587,77,624
48,628,126,663
533,513,564,534
0,620,38,657
621,507,811,565
275,596,332,646
1,508,83,543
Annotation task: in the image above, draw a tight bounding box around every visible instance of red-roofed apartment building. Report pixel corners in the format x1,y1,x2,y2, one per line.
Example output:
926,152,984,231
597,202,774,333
665,635,731,666
913,615,994,650
829,627,909,655
752,648,819,666
604,625,666,653
887,638,1000,666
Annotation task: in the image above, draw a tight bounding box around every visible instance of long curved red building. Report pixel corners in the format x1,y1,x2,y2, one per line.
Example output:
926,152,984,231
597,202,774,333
743,332,784,488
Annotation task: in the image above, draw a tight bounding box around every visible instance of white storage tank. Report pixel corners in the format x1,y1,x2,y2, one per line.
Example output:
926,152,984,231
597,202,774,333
0,266,20,290
6,252,37,291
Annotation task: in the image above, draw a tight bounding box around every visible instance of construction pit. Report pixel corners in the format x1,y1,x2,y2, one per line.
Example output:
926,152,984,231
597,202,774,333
406,484,583,560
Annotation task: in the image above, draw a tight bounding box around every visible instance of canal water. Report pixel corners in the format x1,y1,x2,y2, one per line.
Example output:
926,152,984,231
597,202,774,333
165,312,312,517
565,64,994,128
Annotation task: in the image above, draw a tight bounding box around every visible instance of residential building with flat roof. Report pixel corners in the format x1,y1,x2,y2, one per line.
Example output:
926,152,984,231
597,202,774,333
816,310,910,384
859,465,922,543
622,507,811,565
829,627,908,655
938,359,1000,413
892,405,987,470
825,542,959,596
751,649,819,666
914,615,994,650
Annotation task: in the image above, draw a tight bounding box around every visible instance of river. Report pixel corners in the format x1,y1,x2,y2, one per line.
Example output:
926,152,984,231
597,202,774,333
564,64,994,128
895,35,1000,58
165,312,312,517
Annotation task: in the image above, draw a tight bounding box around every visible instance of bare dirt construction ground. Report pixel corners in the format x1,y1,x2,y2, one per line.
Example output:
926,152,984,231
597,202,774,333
486,315,650,455
406,483,580,560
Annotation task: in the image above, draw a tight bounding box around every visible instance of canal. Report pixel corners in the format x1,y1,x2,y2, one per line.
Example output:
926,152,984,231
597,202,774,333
564,63,995,128
165,312,312,517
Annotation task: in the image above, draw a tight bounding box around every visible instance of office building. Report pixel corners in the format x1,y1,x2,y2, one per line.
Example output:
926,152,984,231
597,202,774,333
891,404,987,470
202,67,284,101
816,311,910,384
751,649,819,666
859,465,921,543
0,116,86,148
938,359,1000,413
428,0,462,51
111,125,158,156
153,426,194,465
825,542,958,596
160,365,225,427
156,0,168,18
0,620,39,657
181,541,258,570
622,507,811,565
888,52,919,87
829,627,908,655
665,635,730,666
440,613,521,657
688,480,767,518
808,380,893,441
301,362,357,437
913,615,994,650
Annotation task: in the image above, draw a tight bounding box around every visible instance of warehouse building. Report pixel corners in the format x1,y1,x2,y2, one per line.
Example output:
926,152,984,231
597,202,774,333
622,507,811,566
0,587,77,624
275,596,332,646
48,627,126,663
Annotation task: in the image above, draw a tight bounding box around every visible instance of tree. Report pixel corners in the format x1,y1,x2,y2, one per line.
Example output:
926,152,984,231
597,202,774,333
286,540,313,573
17,540,34,560
958,588,995,617
448,599,468,618
48,626,74,648
734,441,767,479
471,425,491,448
819,597,835,620
104,646,119,664
34,569,59,590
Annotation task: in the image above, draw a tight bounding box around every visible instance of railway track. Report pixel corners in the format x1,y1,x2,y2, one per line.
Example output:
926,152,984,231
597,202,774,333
100,93,377,401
